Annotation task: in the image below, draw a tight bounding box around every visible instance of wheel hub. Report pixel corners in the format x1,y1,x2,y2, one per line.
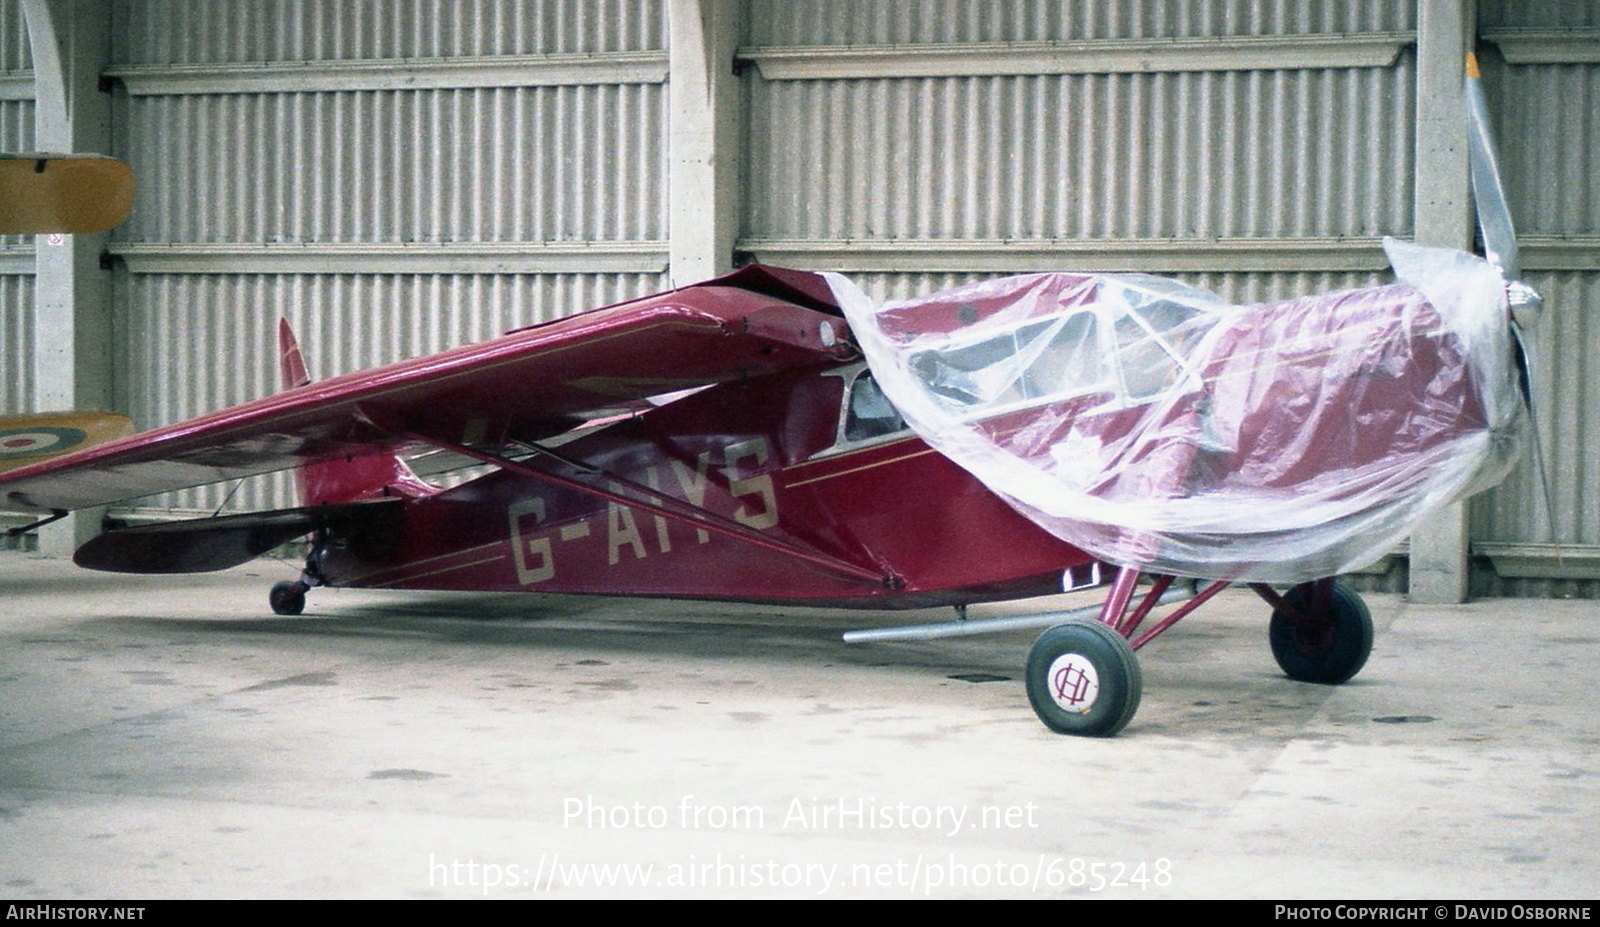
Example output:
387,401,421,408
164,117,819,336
1045,652,1100,713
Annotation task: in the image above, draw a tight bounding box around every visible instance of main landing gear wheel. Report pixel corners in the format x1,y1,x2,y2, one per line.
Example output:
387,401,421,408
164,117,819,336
1026,619,1142,737
1268,582,1373,684
269,580,308,616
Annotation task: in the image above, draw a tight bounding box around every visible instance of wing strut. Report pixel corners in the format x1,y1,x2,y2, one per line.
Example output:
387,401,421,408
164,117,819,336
4,509,67,537
403,428,893,588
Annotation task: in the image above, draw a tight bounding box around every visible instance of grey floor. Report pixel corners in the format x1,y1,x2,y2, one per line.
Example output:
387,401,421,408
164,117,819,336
1,550,1595,899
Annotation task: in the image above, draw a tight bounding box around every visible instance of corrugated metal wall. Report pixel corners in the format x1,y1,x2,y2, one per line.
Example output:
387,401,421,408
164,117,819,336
116,0,660,61
0,0,33,414
745,69,1413,243
740,0,1417,252
104,0,670,515
115,86,665,245
0,0,22,64
740,0,1417,295
745,0,1413,44
0,273,32,412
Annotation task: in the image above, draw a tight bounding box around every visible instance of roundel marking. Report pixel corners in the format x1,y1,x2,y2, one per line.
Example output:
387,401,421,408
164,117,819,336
0,426,88,459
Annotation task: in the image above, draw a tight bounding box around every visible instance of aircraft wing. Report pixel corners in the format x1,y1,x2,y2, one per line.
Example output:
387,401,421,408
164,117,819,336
0,153,135,234
0,268,855,515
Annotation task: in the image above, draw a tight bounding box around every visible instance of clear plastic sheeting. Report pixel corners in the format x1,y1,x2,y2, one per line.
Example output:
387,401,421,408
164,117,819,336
828,240,1525,584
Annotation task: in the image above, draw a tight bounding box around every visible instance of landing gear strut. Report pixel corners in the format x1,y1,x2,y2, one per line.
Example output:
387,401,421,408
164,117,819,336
1021,569,1374,735
1024,568,1230,737
268,532,329,616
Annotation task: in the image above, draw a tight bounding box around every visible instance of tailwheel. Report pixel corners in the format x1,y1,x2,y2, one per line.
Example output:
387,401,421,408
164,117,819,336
1025,619,1142,737
1267,582,1373,684
269,580,308,616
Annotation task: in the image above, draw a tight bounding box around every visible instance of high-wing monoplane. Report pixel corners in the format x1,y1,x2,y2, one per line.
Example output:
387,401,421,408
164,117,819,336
0,61,1542,736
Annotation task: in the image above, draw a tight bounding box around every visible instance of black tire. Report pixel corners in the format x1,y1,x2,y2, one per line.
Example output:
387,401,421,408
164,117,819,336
1025,619,1142,737
1268,582,1373,684
269,580,307,616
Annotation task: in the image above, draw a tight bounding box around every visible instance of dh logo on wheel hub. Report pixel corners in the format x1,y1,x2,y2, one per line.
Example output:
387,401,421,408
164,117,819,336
1047,652,1099,712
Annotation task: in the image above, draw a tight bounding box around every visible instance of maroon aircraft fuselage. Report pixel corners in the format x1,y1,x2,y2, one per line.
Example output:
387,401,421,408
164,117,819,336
319,361,1092,608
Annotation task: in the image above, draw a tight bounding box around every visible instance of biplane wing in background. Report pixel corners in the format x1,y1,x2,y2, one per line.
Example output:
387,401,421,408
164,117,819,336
0,58,1548,737
0,154,138,481
0,410,135,476
0,153,135,235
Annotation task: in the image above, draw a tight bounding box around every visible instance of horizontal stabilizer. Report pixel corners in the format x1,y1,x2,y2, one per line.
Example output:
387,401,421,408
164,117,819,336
73,500,400,574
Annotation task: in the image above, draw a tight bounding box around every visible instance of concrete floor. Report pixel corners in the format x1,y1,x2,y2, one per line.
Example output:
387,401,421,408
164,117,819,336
0,549,1595,899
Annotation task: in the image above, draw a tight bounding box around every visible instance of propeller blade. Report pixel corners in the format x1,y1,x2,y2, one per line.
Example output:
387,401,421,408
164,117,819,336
1465,55,1558,550
1465,52,1521,281
1511,321,1563,554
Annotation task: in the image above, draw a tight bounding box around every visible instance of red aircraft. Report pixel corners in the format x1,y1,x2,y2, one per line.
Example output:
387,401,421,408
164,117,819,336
0,61,1541,736
0,243,1533,737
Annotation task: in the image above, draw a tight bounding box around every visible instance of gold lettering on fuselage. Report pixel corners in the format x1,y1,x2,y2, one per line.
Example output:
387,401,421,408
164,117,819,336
507,498,555,584
506,437,780,586
644,465,672,553
668,453,713,544
725,438,778,530
606,483,648,565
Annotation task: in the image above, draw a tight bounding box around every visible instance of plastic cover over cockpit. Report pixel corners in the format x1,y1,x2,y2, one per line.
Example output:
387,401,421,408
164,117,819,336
828,240,1524,583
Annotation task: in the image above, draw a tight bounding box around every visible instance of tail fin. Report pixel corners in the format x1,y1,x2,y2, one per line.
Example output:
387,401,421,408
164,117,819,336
278,317,312,390
277,318,435,506
0,410,135,474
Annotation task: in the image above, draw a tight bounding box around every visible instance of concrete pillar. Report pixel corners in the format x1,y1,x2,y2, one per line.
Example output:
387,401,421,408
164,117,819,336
1408,0,1475,603
23,0,115,555
668,0,744,286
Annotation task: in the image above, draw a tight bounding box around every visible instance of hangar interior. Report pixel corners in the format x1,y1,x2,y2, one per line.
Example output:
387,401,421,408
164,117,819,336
1,0,1597,601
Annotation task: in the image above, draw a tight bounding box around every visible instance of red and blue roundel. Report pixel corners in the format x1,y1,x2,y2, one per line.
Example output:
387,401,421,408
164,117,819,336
0,426,90,460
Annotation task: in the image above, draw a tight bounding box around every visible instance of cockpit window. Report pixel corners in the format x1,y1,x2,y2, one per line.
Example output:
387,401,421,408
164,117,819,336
1113,301,1202,400
844,369,907,442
